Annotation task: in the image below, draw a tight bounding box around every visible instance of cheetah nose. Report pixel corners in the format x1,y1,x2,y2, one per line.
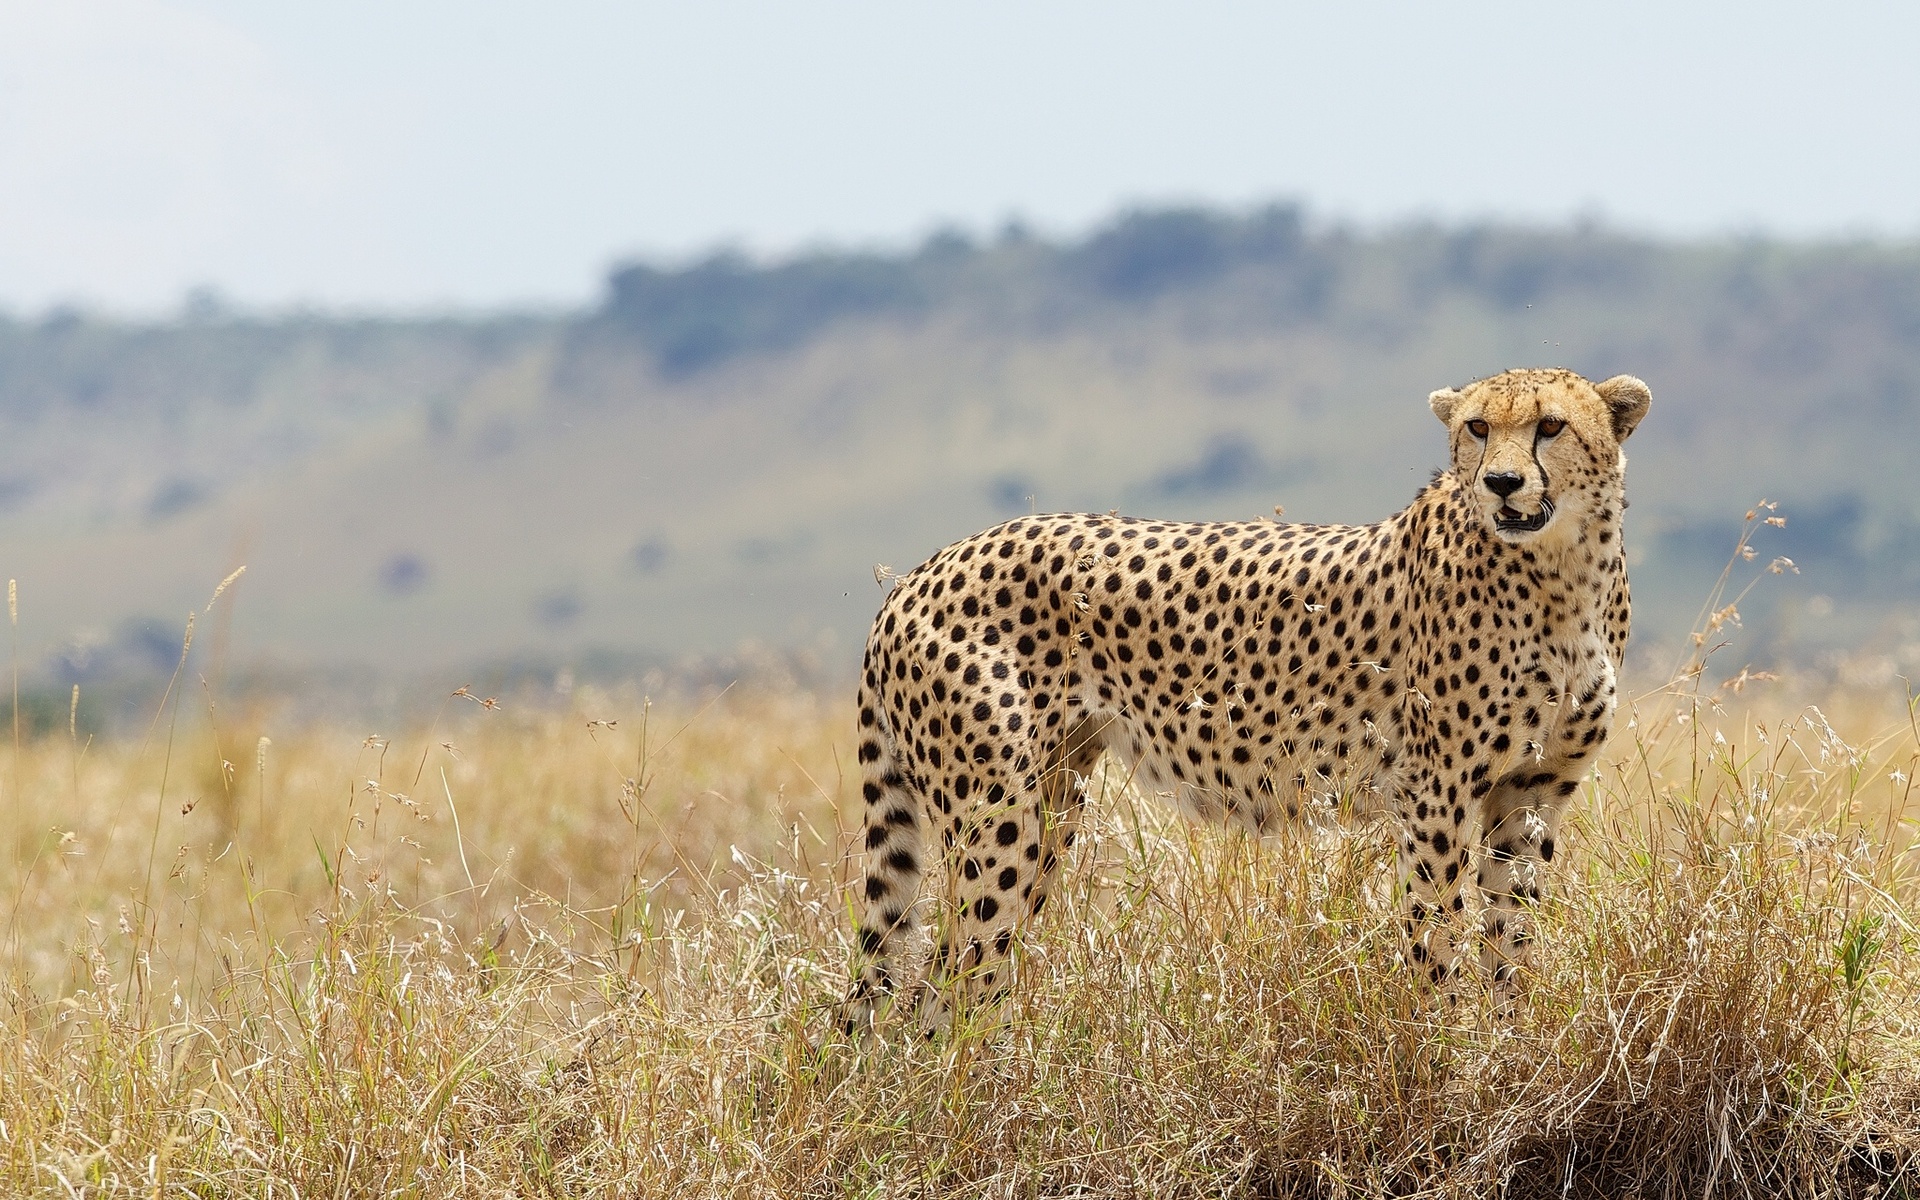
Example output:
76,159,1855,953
1483,472,1524,499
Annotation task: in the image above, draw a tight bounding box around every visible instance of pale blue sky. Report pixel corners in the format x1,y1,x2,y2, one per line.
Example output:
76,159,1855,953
2,0,1915,312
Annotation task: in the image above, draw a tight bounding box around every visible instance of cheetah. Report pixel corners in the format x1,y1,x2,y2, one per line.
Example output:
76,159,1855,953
844,367,1651,1035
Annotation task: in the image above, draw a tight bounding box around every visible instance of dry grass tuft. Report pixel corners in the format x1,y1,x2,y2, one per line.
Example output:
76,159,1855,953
2,635,1918,1194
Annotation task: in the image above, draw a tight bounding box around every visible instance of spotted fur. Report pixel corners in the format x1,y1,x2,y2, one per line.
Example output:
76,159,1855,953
843,367,1652,1035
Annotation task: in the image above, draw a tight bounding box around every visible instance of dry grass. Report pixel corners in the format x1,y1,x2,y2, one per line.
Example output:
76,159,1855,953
2,646,1919,1195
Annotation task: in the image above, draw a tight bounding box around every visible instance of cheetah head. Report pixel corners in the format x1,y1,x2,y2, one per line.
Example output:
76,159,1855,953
1428,368,1651,547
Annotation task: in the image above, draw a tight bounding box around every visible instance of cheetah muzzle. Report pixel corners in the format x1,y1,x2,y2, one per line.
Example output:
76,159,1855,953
1494,498,1554,534
840,367,1651,1039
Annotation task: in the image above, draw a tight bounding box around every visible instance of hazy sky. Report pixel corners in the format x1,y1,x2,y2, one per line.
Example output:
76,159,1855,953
2,0,1916,313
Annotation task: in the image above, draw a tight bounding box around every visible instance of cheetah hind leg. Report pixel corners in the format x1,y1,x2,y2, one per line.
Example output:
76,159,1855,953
1025,714,1105,924
913,717,1106,1039
838,750,928,1045
912,792,1047,1041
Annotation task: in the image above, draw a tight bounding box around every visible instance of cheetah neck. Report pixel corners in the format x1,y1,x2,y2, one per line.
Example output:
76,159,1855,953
1534,503,1627,665
1414,475,1626,626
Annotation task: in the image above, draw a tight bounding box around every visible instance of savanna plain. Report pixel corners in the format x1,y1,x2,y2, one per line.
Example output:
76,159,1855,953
2,518,1918,1200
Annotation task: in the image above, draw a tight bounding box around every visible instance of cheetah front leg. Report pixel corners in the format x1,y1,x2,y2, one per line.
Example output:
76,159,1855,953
1476,670,1618,1002
1394,766,1472,989
1475,771,1574,1001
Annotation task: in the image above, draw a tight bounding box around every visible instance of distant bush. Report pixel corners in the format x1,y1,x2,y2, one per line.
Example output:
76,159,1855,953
629,536,670,574
599,250,928,375
146,477,207,521
378,553,430,597
591,201,1745,376
1066,204,1308,300
591,204,1330,374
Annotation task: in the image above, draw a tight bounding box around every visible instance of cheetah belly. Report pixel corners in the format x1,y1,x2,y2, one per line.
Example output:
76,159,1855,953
1083,703,1401,833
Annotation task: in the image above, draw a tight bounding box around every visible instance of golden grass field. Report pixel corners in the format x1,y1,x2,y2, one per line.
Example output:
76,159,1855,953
3,568,1919,1196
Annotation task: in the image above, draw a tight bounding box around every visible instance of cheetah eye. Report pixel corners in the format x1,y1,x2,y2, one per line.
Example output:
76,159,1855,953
1538,417,1565,438
1465,419,1489,439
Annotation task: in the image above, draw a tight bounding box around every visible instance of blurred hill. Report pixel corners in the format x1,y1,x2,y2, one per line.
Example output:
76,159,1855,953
4,205,1919,717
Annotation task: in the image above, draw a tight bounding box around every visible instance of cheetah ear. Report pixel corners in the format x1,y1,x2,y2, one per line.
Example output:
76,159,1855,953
1428,387,1462,426
1594,375,1651,441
